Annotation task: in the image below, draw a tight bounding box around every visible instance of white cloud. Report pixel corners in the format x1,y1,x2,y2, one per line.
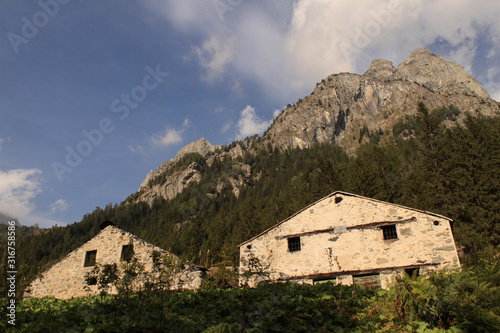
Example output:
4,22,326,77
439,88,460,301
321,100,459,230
446,41,477,74
221,121,232,133
143,0,217,33
49,199,68,214
128,144,148,155
283,0,500,83
151,128,183,147
0,168,41,219
235,105,271,140
191,35,236,82
493,89,500,102
483,67,500,101
150,118,191,148
146,0,500,104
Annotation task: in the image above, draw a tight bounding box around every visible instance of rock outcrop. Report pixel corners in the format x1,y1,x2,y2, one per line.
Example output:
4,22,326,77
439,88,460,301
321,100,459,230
134,49,500,205
397,48,490,99
136,162,204,206
264,48,499,153
135,138,251,206
139,138,219,191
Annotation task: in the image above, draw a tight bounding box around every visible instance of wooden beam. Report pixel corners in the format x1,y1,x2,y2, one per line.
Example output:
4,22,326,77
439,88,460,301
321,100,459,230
346,217,417,230
261,262,440,283
275,217,417,240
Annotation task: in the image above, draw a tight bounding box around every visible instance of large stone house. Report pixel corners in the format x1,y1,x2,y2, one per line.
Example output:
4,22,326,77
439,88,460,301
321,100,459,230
239,191,460,288
24,222,203,299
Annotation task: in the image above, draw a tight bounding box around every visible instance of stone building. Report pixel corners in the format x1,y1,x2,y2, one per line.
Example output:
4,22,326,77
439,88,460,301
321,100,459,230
24,222,203,299
239,191,460,288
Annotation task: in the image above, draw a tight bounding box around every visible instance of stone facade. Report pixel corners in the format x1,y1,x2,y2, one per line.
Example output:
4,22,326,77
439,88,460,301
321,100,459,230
24,224,203,299
239,191,460,288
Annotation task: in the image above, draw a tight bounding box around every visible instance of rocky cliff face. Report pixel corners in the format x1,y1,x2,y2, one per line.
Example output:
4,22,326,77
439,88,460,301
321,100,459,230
136,161,204,205
139,138,219,191
135,138,251,206
134,49,499,205
264,48,499,153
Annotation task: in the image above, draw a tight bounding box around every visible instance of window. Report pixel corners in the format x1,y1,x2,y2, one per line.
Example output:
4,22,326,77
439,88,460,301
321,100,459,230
381,225,398,240
405,268,420,278
313,278,337,285
335,196,343,204
121,244,134,262
84,250,97,267
288,237,301,252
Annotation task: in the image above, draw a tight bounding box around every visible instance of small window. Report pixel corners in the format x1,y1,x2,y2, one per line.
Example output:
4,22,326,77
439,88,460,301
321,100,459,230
381,225,398,240
84,250,97,267
353,274,381,288
246,244,252,250
288,237,301,252
121,244,134,262
433,220,440,226
405,268,420,278
335,196,343,204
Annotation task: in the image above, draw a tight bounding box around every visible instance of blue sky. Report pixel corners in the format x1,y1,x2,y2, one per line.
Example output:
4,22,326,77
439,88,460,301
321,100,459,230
1,0,499,228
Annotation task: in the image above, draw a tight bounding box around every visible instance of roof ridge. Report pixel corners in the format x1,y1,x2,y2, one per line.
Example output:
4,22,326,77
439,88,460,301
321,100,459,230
237,190,451,247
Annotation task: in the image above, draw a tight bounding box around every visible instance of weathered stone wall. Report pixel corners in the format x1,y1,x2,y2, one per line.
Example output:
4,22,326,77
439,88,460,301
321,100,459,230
239,192,460,287
24,226,203,299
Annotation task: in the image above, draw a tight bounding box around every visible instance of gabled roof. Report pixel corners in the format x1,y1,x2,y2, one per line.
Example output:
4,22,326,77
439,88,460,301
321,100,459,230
237,190,452,247
37,224,170,275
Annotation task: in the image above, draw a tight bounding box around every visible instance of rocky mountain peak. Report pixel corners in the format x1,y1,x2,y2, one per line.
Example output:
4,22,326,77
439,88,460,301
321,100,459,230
139,138,219,190
264,48,499,154
134,48,500,206
364,59,402,81
173,138,218,162
397,48,490,99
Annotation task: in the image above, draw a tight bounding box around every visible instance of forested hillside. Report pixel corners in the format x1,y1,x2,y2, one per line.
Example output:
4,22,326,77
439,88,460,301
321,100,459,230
1,103,499,297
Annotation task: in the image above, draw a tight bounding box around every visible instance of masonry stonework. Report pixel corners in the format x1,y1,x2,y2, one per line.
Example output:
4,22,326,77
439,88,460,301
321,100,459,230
239,191,460,288
24,225,203,299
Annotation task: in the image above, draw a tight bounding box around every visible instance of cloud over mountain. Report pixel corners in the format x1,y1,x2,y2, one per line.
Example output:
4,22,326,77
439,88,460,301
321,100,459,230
0,168,41,219
144,0,500,102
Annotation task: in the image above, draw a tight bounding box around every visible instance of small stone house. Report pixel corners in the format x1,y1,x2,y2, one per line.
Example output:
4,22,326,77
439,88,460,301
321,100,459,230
239,191,460,288
24,222,204,299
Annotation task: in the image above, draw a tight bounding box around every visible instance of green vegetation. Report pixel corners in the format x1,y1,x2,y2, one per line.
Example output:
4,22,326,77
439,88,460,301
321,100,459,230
1,257,499,332
3,104,500,297
1,103,500,331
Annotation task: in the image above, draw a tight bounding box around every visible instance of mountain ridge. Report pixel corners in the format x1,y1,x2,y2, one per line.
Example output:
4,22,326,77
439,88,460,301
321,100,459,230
264,48,498,153
134,48,499,205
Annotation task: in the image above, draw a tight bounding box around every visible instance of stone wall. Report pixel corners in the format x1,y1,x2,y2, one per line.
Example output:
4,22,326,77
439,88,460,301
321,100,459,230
239,191,460,287
24,225,203,299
